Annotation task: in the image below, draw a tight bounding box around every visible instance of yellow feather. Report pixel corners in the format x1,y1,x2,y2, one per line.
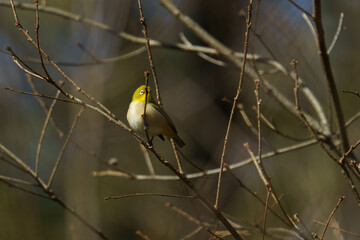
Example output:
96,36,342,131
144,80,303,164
127,85,185,147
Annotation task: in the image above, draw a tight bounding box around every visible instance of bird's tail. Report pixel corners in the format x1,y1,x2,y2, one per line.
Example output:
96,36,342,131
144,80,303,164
172,135,185,148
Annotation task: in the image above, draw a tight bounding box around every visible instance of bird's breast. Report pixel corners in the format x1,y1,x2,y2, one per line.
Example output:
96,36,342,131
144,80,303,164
127,101,170,137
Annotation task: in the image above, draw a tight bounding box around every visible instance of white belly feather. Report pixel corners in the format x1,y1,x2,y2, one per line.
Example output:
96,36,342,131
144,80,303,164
127,101,168,137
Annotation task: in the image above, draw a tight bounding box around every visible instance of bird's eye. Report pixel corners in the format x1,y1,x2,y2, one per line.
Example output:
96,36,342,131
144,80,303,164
139,90,145,95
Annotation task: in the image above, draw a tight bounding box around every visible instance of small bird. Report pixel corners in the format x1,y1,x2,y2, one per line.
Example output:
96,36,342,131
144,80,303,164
127,85,185,147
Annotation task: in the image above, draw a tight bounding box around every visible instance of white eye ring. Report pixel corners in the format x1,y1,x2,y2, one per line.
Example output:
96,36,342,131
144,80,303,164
140,90,145,95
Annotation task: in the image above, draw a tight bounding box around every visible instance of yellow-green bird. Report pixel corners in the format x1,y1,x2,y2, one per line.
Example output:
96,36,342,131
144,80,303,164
127,85,185,147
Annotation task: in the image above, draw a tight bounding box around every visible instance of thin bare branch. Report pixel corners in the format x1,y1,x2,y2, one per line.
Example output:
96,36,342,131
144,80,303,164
288,0,313,18
171,139,183,174
93,139,317,180
0,175,36,186
140,144,155,176
327,13,344,54
314,220,360,237
345,111,360,127
244,142,303,235
137,0,162,105
35,87,62,176
313,0,350,154
338,139,360,165
343,90,360,98
294,213,316,240
291,60,338,162
105,193,194,200
320,196,345,240
302,13,318,49
135,230,152,240
224,163,290,226
47,106,85,188
181,226,203,240
262,189,271,240
76,42,100,63
215,0,253,210
0,179,50,199
179,32,227,67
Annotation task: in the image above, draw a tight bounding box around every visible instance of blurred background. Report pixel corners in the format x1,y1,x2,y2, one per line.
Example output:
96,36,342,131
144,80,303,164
0,0,359,239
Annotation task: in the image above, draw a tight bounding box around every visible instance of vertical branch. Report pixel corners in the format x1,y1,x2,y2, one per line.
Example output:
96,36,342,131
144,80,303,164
137,0,162,105
254,80,262,163
313,0,349,154
142,71,151,145
214,0,253,209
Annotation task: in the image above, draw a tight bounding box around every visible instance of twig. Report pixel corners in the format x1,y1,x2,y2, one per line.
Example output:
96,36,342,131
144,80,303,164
0,179,50,199
338,139,360,165
179,32,227,67
313,0,350,154
4,86,82,105
157,0,243,68
244,143,302,235
215,0,253,210
181,226,203,240
327,13,344,54
26,76,134,175
34,0,51,81
171,139,183,174
0,175,36,186
0,143,46,188
251,17,329,134
142,71,151,145
135,230,152,240
254,80,262,166
302,13,318,49
6,47,48,82
0,144,108,239
105,193,194,200
52,195,108,239
291,60,338,162
137,0,161,105
140,144,155,176
287,0,313,18
145,147,244,240
294,213,316,240
76,42,100,63
345,111,360,127
343,90,360,98
35,85,62,176
47,106,85,189
166,202,224,239
9,0,117,124
0,152,30,173
93,139,318,180
313,220,360,237
165,202,204,226
319,196,345,240
4,47,146,67
224,163,289,226
262,189,271,240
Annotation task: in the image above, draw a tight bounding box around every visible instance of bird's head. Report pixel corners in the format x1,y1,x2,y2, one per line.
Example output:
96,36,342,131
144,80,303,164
132,85,154,102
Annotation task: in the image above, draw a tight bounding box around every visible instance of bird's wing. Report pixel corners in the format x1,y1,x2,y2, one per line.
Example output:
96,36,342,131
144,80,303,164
150,102,178,134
